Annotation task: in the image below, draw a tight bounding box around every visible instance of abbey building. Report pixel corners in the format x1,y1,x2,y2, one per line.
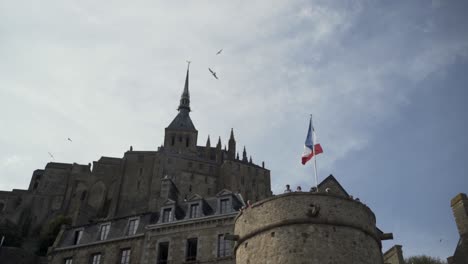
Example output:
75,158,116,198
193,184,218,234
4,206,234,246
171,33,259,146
0,66,272,264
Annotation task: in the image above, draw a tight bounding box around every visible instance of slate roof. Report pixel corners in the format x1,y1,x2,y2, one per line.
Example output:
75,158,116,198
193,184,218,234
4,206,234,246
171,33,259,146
167,111,196,131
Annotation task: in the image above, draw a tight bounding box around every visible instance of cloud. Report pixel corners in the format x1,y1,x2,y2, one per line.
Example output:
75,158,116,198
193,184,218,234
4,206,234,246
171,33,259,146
1,0,467,257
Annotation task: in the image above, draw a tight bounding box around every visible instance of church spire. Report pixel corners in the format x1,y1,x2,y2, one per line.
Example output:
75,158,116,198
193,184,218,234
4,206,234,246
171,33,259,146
178,62,191,112
228,128,236,160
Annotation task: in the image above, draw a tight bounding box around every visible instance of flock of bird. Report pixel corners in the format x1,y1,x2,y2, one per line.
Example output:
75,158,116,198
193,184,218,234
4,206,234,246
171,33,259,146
208,49,223,80
48,49,225,160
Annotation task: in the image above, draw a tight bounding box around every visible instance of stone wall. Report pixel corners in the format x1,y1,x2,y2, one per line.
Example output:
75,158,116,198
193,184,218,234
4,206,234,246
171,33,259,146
383,245,404,264
143,213,237,264
234,192,384,264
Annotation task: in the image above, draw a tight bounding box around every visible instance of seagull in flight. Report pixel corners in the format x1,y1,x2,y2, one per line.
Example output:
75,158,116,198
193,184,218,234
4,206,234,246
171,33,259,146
216,49,223,55
48,152,55,159
208,68,218,79
67,137,73,142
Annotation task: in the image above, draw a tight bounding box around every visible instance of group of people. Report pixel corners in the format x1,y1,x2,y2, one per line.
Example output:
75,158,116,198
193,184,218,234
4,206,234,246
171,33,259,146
284,184,321,193
284,184,302,193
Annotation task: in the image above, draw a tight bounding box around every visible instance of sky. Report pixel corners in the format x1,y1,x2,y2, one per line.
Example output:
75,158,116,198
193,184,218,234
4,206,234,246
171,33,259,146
1,0,467,260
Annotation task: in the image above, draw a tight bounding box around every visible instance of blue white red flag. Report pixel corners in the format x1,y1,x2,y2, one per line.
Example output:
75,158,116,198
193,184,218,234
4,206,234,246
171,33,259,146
301,118,323,165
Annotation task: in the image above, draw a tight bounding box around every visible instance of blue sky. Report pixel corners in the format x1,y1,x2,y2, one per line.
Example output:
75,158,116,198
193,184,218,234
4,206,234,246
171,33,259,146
1,0,467,260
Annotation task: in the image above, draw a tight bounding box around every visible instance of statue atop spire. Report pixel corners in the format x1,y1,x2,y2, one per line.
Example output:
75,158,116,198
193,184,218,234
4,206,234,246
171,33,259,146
178,61,191,112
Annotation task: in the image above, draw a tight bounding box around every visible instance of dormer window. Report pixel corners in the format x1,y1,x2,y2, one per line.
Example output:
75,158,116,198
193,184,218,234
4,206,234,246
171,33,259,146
189,204,199,218
162,208,172,223
99,223,110,240
127,218,139,235
73,229,83,245
220,199,230,214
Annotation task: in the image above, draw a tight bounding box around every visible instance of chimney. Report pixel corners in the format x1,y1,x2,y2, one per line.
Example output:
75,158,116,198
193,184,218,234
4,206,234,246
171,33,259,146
451,193,468,236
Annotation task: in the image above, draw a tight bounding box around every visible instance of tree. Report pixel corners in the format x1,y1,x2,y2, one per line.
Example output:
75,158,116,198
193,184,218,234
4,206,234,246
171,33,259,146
0,220,23,247
405,255,447,264
36,215,71,256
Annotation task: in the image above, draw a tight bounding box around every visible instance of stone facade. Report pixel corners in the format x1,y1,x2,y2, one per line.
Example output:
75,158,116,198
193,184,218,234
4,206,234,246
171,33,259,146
233,175,393,264
0,66,271,263
448,193,468,264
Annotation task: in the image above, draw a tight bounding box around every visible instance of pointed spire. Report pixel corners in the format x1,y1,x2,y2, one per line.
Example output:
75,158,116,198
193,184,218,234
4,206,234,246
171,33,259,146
206,135,211,147
242,146,247,161
249,156,252,163
217,136,222,149
229,128,235,141
178,62,191,112
236,152,239,160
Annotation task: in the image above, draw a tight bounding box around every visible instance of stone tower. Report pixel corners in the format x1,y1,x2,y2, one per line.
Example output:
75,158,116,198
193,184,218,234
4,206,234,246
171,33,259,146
164,63,198,153
447,193,468,264
234,176,390,264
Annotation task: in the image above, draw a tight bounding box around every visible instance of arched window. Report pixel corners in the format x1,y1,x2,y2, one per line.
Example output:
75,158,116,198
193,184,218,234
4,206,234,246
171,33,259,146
186,137,190,147
171,135,175,146
0,202,5,212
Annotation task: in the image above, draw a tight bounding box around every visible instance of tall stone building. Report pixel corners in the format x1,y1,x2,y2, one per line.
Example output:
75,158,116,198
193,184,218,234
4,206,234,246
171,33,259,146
0,66,272,263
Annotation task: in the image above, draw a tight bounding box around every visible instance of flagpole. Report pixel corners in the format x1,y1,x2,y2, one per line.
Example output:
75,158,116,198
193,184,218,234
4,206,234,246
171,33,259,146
311,115,319,191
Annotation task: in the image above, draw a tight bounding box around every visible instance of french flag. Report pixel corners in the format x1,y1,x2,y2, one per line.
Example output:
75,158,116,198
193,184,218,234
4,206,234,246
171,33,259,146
301,117,323,165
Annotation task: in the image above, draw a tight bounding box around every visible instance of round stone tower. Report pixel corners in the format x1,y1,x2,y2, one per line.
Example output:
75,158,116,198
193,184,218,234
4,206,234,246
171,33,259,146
234,192,384,264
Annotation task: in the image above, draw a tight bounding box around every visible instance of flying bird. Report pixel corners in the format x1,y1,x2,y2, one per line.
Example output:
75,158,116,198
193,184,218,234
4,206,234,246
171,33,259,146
67,137,73,142
208,68,218,79
216,49,223,55
48,152,55,159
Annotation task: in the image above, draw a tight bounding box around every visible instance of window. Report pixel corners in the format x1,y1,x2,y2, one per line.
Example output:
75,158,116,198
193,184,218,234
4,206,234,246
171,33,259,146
217,234,232,257
171,135,175,146
189,204,199,218
162,208,172,223
80,191,87,201
220,199,230,214
64,257,73,264
186,238,198,261
90,253,101,264
186,137,190,147
157,242,169,264
120,248,131,264
73,230,83,245
127,218,139,235
99,224,110,240
0,202,4,212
